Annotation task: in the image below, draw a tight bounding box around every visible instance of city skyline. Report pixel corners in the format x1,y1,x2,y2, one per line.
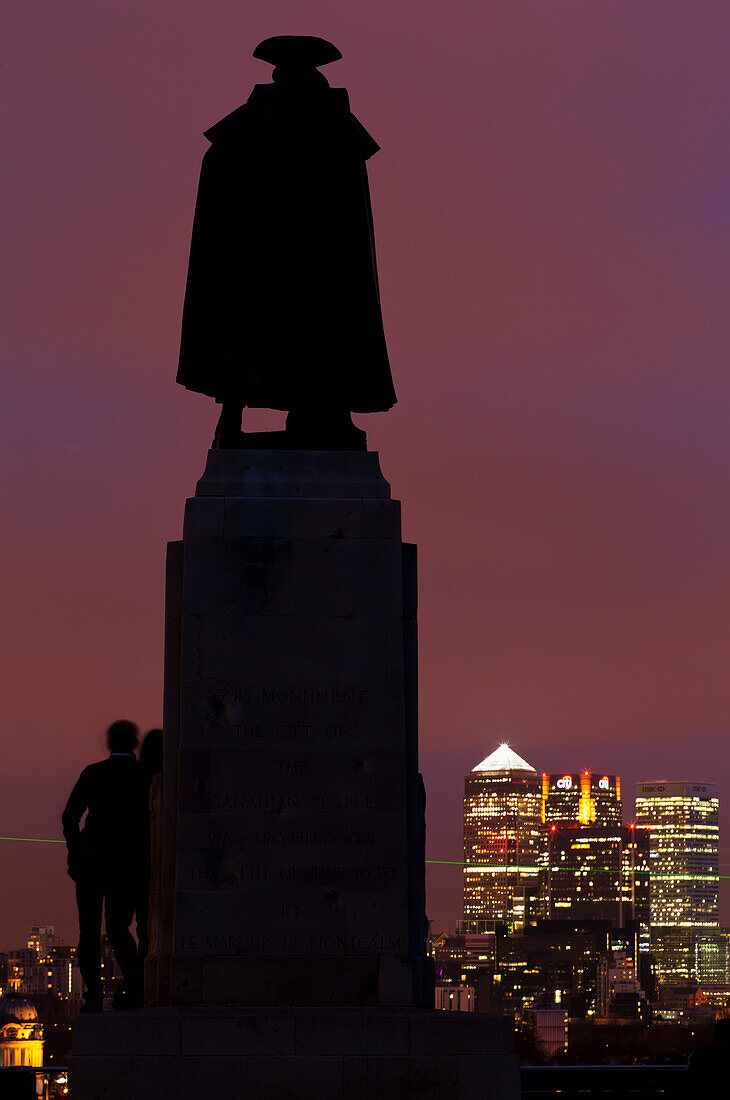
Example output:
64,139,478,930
459,744,719,944
1,741,724,948
4,2,730,946
428,747,726,1042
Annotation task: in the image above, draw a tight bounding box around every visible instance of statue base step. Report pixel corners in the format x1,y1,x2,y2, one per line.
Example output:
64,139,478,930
69,1006,520,1099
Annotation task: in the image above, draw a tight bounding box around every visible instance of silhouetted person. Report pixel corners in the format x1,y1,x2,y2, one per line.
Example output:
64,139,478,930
62,720,148,1012
138,727,163,787
136,728,163,960
177,35,396,449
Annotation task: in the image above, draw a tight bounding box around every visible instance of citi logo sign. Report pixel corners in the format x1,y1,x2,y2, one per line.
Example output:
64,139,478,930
556,776,573,790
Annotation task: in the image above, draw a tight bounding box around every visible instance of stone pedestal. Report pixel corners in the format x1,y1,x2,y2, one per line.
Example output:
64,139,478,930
70,1007,520,1099
70,450,519,1098
147,449,429,1008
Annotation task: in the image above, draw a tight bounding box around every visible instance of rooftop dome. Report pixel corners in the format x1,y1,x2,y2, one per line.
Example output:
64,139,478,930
472,744,535,774
0,995,38,1023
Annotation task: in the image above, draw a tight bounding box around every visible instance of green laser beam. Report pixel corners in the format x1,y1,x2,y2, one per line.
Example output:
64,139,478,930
0,836,65,845
427,859,730,879
0,839,726,883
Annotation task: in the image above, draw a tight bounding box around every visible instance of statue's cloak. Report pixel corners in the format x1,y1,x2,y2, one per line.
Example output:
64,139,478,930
177,80,397,412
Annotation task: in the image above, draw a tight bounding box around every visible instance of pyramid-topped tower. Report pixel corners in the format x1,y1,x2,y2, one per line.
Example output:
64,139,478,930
463,744,543,929
472,743,536,774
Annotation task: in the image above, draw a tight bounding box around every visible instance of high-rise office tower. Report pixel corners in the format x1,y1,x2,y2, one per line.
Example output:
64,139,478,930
542,772,622,827
545,823,650,930
540,771,645,934
635,781,720,981
463,744,543,928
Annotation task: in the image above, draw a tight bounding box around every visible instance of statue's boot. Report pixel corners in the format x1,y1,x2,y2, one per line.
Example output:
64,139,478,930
212,401,244,448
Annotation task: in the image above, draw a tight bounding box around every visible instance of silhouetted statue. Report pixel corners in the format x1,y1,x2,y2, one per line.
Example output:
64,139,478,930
177,35,396,449
62,720,148,1012
136,728,163,960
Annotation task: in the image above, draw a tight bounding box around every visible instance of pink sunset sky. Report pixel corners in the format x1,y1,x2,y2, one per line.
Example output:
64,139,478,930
2,1,730,946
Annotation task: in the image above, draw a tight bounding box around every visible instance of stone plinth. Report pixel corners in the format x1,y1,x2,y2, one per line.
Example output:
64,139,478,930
69,1007,520,1099
70,450,519,1100
145,450,430,1009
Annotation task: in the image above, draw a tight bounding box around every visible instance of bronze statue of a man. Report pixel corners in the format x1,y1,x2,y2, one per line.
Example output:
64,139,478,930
177,35,396,449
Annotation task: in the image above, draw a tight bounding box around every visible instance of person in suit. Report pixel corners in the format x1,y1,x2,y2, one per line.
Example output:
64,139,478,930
62,719,149,1012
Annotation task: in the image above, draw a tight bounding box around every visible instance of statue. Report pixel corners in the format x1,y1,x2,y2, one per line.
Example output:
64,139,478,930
177,36,397,449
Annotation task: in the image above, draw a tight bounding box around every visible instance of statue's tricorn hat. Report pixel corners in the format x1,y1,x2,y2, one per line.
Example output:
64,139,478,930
253,36,342,70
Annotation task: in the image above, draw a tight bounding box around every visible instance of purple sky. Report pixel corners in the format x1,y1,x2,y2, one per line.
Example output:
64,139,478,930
2,1,730,947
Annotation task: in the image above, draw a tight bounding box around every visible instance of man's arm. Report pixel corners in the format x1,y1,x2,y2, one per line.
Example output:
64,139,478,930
62,769,90,851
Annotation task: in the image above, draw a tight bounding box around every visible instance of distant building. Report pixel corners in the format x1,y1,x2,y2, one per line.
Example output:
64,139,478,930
597,950,649,1020
463,744,543,928
433,915,657,1027
6,948,40,995
1,927,85,1067
545,823,650,934
27,926,61,959
496,920,612,1018
655,981,708,1022
694,930,729,986
430,928,499,989
700,982,730,1014
635,780,719,981
524,1006,567,1058
45,945,77,998
435,985,474,1012
542,772,622,827
0,995,43,1067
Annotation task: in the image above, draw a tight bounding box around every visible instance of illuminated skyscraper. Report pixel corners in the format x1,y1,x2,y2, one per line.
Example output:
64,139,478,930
463,744,543,927
543,772,622,827
635,781,720,981
545,823,650,930
540,773,648,943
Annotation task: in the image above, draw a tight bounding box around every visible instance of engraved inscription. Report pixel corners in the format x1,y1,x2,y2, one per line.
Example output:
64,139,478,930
233,724,264,738
310,935,401,951
257,828,335,844
202,827,379,850
200,792,377,812
277,759,310,773
187,865,269,883
260,686,367,705
305,866,345,881
312,794,373,811
211,684,368,707
202,682,370,743
354,865,397,881
186,863,397,885
208,794,300,811
221,723,349,740
204,935,276,952
175,933,403,954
